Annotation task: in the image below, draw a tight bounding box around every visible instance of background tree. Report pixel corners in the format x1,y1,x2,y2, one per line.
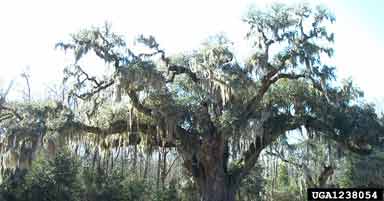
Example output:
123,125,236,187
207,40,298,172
339,150,384,188
20,67,32,102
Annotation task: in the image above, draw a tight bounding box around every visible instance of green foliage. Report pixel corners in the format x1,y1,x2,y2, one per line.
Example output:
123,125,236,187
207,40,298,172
271,191,300,201
121,178,149,201
0,150,80,201
338,158,353,188
339,151,384,188
238,163,265,201
82,168,126,201
277,163,289,188
25,150,81,201
0,151,187,201
179,178,199,201
0,169,27,201
152,181,179,201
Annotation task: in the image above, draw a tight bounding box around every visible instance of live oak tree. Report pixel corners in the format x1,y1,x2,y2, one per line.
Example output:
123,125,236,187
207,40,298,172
1,3,383,201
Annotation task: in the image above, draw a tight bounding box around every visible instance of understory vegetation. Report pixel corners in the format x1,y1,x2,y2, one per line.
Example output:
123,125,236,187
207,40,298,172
1,143,383,201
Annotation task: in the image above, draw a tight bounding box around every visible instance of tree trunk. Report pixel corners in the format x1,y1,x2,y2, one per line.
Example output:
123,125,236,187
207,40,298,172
133,145,137,174
143,149,152,179
156,149,161,190
184,134,240,201
198,176,237,201
161,148,168,187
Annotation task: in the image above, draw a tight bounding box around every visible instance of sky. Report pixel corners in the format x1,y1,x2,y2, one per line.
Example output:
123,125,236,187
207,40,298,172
0,0,383,111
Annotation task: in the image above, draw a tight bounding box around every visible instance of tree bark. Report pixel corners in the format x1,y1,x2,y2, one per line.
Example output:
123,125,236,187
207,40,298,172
198,176,237,201
143,148,152,179
156,149,161,190
133,145,137,175
184,134,240,201
161,148,168,187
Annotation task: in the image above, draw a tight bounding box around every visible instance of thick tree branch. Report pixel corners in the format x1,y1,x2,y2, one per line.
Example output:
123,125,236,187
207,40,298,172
243,72,305,121
0,105,23,121
126,90,152,116
136,36,200,83
167,64,199,83
0,113,14,122
235,112,342,182
74,79,115,100
266,151,304,168
234,113,304,181
76,65,103,87
56,120,177,148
